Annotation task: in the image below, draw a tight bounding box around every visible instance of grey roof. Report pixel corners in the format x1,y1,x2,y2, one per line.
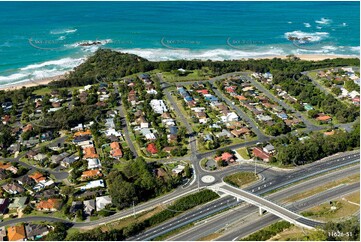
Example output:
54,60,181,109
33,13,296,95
83,199,96,215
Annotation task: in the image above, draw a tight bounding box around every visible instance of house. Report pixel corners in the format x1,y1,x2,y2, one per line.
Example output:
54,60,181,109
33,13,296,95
316,114,332,123
172,165,185,175
263,144,275,154
18,175,35,187
215,152,235,163
221,112,239,123
33,179,55,192
231,127,250,137
96,195,112,211
2,183,24,195
25,224,49,240
7,225,26,241
87,158,102,170
163,146,176,154
252,147,271,162
26,150,38,159
203,94,218,102
136,116,149,128
204,134,213,141
256,114,273,122
8,197,28,210
147,143,158,154
83,147,99,159
110,142,123,159
83,199,96,216
0,227,6,241
50,152,70,164
70,201,83,214
29,172,46,183
0,163,18,174
167,134,178,143
74,129,92,137
196,89,209,95
150,99,168,114
161,112,172,119
195,112,208,124
216,129,234,138
23,124,33,133
140,128,156,140
61,154,79,167
36,198,62,211
169,126,178,135
80,179,105,191
324,130,335,136
81,170,102,181
0,198,9,214
33,153,47,162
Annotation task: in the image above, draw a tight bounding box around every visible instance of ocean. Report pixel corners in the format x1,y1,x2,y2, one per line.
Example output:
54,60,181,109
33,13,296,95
0,1,359,87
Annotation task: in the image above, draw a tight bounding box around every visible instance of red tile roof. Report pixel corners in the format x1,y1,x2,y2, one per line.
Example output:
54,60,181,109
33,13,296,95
196,89,209,95
147,143,158,154
215,152,234,162
252,147,270,161
316,115,332,121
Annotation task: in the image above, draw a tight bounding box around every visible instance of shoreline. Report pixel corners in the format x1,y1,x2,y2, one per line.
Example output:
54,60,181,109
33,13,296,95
0,54,359,92
0,75,66,91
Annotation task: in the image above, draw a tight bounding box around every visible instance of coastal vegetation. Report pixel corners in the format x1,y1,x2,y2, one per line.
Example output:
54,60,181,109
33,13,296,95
270,120,359,166
107,157,181,210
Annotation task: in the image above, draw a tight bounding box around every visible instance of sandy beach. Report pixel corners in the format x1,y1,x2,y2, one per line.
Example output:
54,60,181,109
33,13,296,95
0,74,66,91
0,54,358,92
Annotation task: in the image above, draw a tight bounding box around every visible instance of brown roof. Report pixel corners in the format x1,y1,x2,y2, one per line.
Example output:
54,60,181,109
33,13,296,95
253,147,271,161
7,225,26,241
29,172,46,183
74,129,91,137
316,115,332,121
37,199,61,210
81,169,102,179
83,147,98,159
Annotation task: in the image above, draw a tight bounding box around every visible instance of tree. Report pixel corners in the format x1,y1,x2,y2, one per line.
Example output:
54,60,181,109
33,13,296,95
331,86,342,96
184,164,191,178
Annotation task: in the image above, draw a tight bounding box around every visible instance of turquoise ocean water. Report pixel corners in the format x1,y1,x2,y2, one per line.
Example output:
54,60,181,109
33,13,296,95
0,1,359,86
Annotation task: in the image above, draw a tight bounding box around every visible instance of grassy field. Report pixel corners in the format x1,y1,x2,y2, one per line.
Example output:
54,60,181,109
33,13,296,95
302,191,360,222
160,68,213,82
224,172,259,188
102,206,164,232
236,147,250,160
33,86,81,96
283,173,360,203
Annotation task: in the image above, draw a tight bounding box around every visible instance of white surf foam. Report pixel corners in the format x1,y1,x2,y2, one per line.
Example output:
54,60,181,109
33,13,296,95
315,18,332,25
50,28,77,35
115,47,286,61
20,57,84,71
304,23,311,28
285,30,329,42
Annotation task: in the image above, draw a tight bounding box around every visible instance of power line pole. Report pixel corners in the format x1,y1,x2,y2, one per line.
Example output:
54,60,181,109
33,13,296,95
133,201,135,218
254,159,257,175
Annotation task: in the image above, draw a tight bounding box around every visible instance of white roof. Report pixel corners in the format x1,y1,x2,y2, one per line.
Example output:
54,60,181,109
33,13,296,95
172,165,185,174
87,158,101,170
96,195,112,211
80,179,105,191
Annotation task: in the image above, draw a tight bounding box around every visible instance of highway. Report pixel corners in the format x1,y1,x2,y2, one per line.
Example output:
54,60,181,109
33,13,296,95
218,182,360,241
214,183,323,229
128,196,240,241
168,165,360,241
